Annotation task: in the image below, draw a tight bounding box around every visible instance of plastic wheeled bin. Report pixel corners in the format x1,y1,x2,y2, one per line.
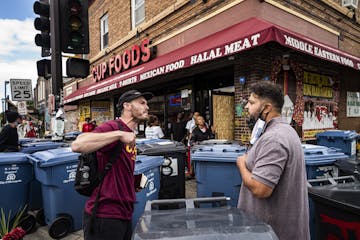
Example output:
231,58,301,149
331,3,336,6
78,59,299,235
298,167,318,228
316,130,358,157
302,144,349,179
303,144,350,239
64,131,82,141
191,143,247,207
28,147,88,239
136,138,187,199
19,138,38,145
133,197,279,240
0,152,36,234
308,176,360,240
21,140,66,225
335,157,360,179
20,141,64,154
191,139,242,153
133,155,164,229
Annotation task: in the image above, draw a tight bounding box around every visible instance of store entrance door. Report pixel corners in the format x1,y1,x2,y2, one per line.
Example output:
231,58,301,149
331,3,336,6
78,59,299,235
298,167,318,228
212,94,234,140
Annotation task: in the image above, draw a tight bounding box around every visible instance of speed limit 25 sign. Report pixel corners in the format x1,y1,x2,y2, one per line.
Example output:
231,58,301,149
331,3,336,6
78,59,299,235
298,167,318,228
10,79,33,101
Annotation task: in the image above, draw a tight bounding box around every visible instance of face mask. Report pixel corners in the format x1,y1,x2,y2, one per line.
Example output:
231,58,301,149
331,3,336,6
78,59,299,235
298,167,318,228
246,106,266,130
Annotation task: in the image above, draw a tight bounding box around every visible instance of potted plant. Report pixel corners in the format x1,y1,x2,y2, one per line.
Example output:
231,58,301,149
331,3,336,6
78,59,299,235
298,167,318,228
0,206,27,240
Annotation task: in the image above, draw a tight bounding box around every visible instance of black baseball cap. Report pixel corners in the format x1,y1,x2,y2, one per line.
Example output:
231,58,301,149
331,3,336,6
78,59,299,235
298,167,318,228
117,90,153,110
6,111,20,123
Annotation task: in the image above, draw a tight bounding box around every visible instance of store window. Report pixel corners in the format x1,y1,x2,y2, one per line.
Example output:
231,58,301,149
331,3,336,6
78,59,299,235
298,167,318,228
131,0,145,29
100,14,109,50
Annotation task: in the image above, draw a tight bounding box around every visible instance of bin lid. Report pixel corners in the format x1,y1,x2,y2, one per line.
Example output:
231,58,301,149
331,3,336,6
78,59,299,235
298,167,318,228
19,138,37,145
136,138,166,145
64,131,82,137
308,178,360,212
316,130,358,140
28,147,80,167
0,152,29,164
334,157,360,174
302,144,349,165
134,155,164,174
133,207,279,240
136,138,186,155
20,141,64,153
191,144,247,163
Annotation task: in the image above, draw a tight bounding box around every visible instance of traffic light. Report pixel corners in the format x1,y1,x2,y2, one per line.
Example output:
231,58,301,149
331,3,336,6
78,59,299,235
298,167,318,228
36,59,51,79
59,0,89,54
66,58,89,78
33,0,51,57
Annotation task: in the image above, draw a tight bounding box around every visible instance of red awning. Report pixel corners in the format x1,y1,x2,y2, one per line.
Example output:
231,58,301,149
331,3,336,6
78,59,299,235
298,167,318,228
65,17,360,104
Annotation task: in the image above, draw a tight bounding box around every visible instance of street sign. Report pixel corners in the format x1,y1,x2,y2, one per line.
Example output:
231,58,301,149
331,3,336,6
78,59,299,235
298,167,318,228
17,101,28,115
10,79,33,101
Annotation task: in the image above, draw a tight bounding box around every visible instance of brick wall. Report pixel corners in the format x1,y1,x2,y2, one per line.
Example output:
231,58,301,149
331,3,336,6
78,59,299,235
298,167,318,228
87,0,360,72
233,45,273,142
81,0,360,137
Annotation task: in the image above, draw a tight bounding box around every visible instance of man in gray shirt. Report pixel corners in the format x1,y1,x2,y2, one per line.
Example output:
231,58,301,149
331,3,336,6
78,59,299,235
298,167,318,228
237,81,310,240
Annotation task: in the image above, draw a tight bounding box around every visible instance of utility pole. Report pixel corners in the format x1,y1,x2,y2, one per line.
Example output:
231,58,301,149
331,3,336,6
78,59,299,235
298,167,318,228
49,0,62,109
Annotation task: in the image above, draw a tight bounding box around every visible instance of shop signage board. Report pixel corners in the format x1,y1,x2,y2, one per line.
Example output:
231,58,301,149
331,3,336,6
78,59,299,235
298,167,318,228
64,18,360,104
10,79,33,101
347,92,360,117
301,71,338,140
17,101,27,115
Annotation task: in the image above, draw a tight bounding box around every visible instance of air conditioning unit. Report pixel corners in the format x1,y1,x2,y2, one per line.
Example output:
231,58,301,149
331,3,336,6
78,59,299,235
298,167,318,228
342,0,358,9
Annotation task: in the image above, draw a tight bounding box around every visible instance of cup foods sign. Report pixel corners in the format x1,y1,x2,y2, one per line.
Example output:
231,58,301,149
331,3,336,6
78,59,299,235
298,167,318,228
92,38,153,82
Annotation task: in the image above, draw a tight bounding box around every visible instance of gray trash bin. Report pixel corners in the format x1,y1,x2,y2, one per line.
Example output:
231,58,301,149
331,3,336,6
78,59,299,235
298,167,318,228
334,157,360,179
132,197,279,240
308,176,360,240
136,138,187,199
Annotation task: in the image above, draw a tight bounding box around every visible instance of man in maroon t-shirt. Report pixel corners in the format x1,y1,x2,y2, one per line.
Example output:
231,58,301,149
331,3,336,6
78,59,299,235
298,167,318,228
72,90,153,240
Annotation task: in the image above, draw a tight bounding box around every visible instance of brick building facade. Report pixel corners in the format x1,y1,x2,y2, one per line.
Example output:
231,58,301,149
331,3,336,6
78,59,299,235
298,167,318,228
64,0,360,141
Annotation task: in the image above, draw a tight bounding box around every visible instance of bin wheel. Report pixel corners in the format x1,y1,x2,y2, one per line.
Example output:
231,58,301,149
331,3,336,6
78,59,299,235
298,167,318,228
18,213,37,234
35,208,46,226
48,216,72,239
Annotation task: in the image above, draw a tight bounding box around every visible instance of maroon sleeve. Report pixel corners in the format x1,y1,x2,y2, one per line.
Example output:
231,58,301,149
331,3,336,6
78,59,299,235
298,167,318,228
93,121,120,153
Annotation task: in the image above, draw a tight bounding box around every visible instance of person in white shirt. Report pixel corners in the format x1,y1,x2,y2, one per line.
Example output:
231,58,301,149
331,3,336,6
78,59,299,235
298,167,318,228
145,115,164,139
185,112,200,140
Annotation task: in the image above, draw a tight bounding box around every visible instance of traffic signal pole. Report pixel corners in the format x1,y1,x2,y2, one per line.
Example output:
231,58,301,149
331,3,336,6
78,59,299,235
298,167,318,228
49,0,62,107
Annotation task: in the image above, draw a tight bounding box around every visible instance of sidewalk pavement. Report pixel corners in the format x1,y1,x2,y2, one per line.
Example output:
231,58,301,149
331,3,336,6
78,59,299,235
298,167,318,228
24,178,197,240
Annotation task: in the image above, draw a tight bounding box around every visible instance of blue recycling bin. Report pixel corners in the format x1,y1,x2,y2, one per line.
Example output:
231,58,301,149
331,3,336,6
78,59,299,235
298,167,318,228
132,155,164,229
21,141,64,154
316,130,358,157
302,144,349,179
64,131,82,141
28,147,87,239
0,152,32,219
191,144,247,207
21,141,65,213
0,152,38,234
19,138,38,145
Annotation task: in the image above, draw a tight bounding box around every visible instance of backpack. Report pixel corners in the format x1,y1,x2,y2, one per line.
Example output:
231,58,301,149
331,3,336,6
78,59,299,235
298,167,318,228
74,121,123,196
